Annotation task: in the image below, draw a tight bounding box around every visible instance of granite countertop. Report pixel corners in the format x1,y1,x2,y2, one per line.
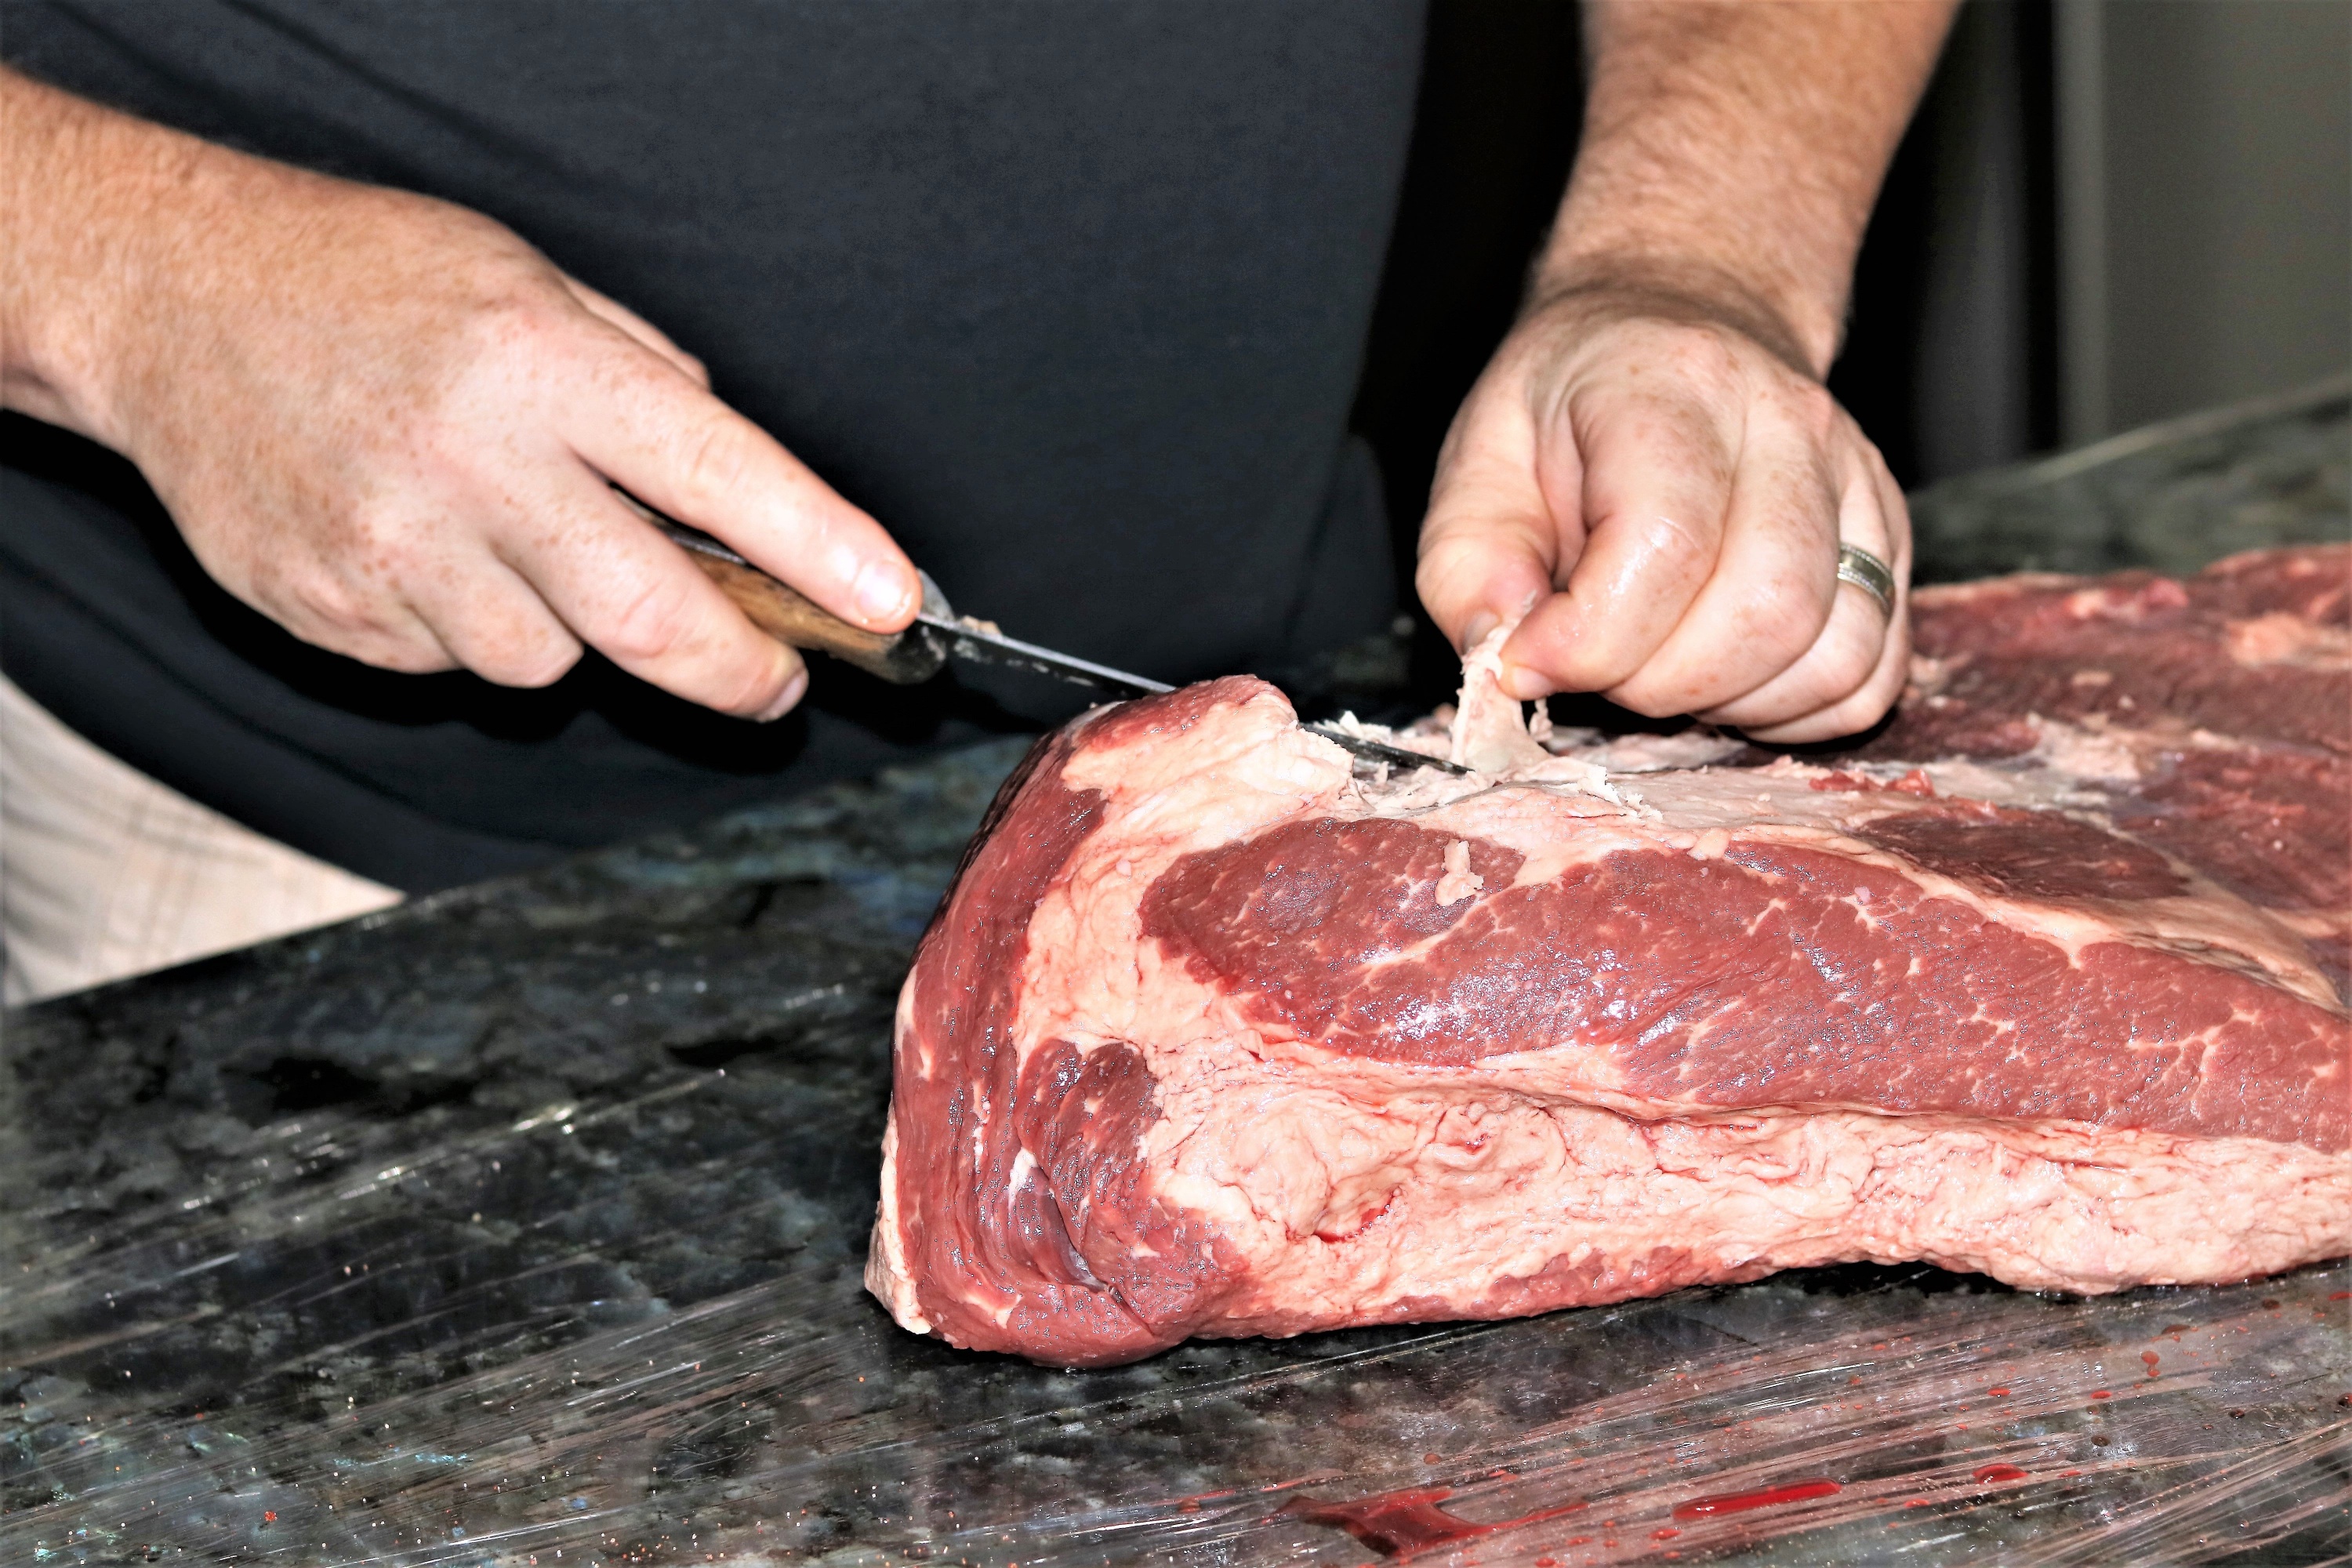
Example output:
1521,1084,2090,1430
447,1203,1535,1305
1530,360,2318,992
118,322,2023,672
5,381,2348,1567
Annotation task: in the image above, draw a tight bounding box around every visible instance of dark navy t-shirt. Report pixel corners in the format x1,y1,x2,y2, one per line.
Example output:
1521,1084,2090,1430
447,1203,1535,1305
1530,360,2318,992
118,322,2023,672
0,2,1424,891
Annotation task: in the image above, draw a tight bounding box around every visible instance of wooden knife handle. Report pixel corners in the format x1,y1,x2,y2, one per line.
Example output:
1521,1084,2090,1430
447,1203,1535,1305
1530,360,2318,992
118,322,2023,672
612,488,949,685
687,550,949,684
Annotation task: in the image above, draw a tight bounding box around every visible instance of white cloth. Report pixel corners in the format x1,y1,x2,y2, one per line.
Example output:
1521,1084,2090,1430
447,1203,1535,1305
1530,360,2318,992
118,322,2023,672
0,674,401,1004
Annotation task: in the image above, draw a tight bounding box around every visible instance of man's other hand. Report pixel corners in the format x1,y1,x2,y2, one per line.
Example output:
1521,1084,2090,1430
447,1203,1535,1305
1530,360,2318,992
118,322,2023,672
1417,286,1909,743
1414,1,1955,745
2,68,916,720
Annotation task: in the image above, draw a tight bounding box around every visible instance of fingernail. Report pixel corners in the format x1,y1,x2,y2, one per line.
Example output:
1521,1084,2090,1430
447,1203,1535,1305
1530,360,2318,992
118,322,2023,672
852,560,913,626
754,666,808,723
1500,663,1546,701
1461,612,1500,654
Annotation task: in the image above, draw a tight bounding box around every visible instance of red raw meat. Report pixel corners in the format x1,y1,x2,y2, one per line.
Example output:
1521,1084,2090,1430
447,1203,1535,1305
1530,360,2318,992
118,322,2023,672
868,546,2352,1365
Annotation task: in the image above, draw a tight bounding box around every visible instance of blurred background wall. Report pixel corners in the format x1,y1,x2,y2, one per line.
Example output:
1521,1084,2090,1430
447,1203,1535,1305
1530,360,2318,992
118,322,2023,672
2066,0,2351,441
1352,0,2352,546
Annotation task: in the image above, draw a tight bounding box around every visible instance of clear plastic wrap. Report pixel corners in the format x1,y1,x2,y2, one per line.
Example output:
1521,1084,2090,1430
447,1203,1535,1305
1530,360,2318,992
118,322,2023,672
5,740,2344,1566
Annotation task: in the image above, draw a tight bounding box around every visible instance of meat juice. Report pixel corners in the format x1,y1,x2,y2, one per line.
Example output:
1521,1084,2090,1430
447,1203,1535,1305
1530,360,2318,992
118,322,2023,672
1670,1479,1843,1520
1277,1487,1586,1559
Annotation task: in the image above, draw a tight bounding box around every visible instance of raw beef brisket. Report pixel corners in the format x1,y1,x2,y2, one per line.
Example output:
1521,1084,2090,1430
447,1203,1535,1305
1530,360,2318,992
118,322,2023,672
867,546,2352,1366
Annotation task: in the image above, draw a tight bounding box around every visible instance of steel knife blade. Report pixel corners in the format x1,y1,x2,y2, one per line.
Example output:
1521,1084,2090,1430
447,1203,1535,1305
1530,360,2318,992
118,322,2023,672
912,612,1461,775
633,494,1467,775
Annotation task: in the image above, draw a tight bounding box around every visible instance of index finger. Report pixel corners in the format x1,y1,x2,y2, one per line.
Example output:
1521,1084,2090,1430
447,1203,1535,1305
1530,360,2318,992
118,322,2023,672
555,336,920,636
492,471,810,720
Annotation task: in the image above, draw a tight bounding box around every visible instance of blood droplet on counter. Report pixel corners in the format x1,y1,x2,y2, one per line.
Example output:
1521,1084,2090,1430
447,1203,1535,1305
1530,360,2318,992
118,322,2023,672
1973,1465,2031,1483
1651,1527,1680,1540
2090,1390,2112,1399
1279,1488,1587,1559
1987,1387,2009,1397
2330,1291,2350,1301
1671,1479,1842,1521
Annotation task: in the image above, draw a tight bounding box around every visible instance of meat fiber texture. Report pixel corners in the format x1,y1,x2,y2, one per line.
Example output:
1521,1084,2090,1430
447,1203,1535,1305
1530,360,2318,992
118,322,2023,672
867,546,2352,1367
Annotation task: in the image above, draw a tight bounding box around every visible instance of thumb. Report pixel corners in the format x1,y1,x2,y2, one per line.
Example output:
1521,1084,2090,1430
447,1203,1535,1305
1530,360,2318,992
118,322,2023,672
1414,382,1573,655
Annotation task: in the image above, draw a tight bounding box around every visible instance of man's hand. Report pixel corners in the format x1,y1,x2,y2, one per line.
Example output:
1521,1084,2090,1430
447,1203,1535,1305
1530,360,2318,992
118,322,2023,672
1415,2,1955,744
1418,283,1913,742
1,68,916,720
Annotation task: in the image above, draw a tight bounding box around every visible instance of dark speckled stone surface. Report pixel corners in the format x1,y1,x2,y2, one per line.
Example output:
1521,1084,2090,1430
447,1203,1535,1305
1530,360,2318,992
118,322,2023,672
1907,376,2347,583
5,388,2348,1566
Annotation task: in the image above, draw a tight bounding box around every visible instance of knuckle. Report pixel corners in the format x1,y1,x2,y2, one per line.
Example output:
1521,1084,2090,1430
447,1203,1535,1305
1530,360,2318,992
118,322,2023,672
281,566,379,640
675,412,757,508
1639,510,1714,572
598,569,700,665
1414,531,1479,588
460,280,572,365
367,640,457,676
311,514,426,621
1656,324,1746,398
1762,614,1826,674
292,603,445,673
1809,641,1878,710
1411,552,1449,601
1831,633,1882,694
1737,578,1829,668
1778,379,1841,440
257,556,448,672
479,633,582,690
715,650,793,717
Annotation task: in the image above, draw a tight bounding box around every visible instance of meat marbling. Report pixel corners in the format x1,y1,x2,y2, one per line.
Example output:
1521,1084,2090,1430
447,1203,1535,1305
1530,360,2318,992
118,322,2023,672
867,546,2352,1366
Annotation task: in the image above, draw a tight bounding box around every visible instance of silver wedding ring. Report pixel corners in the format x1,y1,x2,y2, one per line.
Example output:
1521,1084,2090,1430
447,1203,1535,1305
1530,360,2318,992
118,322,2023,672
1836,543,1896,619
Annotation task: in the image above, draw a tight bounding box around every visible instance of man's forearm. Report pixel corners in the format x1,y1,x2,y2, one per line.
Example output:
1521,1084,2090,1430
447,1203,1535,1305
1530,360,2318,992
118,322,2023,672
2,66,166,442
1541,0,1957,376
0,67,310,451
